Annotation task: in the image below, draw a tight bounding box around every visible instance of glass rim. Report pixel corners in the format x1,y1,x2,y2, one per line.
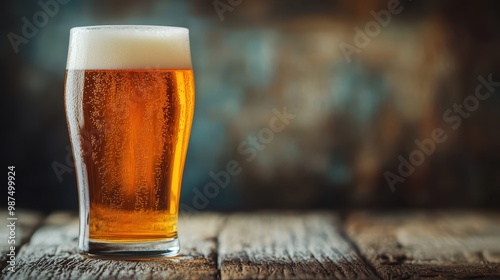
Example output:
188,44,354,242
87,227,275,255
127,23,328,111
70,25,189,32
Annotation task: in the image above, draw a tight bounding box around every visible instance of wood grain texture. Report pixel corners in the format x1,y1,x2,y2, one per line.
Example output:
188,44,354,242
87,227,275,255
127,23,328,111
0,209,44,271
346,211,500,279
218,211,378,279
2,212,224,280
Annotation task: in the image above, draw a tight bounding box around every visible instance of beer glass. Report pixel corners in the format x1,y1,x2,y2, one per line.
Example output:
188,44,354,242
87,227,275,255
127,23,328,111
64,26,195,258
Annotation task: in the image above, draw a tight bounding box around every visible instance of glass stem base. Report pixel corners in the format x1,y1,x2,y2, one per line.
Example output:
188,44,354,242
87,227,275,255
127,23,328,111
79,237,180,259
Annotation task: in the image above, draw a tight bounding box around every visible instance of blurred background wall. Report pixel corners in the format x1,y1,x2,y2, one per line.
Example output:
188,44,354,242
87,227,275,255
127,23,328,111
1,0,500,212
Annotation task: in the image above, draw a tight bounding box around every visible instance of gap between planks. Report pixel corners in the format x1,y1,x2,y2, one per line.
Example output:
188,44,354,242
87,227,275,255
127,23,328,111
7,210,497,279
2,212,224,280
3,211,374,280
346,210,500,279
218,211,377,279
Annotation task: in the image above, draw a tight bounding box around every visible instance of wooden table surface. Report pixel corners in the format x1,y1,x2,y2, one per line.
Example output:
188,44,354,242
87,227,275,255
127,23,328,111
1,210,500,279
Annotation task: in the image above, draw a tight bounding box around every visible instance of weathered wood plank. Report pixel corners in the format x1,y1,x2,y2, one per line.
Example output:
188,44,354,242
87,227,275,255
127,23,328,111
218,211,378,279
0,209,44,271
2,212,224,280
346,211,500,279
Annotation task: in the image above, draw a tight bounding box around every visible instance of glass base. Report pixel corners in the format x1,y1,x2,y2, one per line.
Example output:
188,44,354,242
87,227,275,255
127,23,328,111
80,237,180,260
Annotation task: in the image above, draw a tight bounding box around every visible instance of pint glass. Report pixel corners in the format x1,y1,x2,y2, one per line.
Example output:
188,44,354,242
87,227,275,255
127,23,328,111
64,26,195,258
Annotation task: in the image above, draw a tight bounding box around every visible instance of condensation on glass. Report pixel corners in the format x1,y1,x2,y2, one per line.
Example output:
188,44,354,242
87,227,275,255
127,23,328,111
64,25,195,258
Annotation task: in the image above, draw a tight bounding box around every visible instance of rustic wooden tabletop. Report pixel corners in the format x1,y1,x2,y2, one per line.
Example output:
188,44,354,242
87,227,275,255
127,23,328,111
1,210,500,279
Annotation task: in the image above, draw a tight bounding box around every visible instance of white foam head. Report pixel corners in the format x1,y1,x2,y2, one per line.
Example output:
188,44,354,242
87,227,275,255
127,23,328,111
67,25,192,70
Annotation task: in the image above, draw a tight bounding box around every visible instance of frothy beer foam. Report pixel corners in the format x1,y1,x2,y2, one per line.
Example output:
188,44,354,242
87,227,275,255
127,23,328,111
66,26,192,70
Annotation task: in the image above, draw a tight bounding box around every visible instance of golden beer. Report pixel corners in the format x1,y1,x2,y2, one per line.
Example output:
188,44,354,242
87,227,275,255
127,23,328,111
65,26,194,257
